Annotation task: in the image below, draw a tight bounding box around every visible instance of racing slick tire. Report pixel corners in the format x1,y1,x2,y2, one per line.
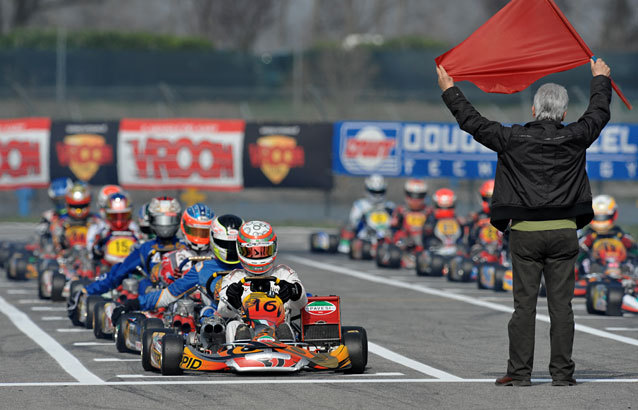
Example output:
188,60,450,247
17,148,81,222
84,295,105,330
342,326,368,374
161,333,184,375
142,328,173,372
309,232,340,253
115,312,146,353
375,243,402,269
447,257,466,282
50,273,67,302
493,266,507,293
93,301,113,339
585,281,624,316
38,268,53,299
8,253,28,281
416,251,431,276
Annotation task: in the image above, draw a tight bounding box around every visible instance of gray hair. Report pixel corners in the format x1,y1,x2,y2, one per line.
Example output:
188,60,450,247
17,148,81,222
533,83,569,121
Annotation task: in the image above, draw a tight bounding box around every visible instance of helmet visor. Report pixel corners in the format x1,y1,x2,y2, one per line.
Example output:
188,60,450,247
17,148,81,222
152,213,179,226
183,224,211,242
406,192,426,199
69,204,89,218
592,214,613,222
214,238,239,261
107,211,131,228
238,242,276,259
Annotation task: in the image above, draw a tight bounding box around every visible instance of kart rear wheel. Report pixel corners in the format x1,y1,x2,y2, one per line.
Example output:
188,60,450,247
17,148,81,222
416,252,431,276
51,273,67,302
161,333,184,375
342,326,368,374
142,328,172,372
38,268,53,299
493,267,506,293
84,295,104,329
93,301,113,339
585,282,598,315
605,282,625,316
116,313,146,353
8,253,27,281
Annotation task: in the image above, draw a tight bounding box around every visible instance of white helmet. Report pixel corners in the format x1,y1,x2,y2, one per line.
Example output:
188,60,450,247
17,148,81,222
365,174,387,202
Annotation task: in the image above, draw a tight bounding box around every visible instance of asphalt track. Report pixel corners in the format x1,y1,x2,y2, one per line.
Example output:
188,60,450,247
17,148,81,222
0,224,637,409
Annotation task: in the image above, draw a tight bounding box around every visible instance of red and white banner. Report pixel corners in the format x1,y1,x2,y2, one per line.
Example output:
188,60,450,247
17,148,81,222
0,118,50,189
117,119,244,190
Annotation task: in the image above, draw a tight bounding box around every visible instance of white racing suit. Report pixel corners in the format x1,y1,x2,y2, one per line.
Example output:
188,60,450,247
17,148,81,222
217,264,308,344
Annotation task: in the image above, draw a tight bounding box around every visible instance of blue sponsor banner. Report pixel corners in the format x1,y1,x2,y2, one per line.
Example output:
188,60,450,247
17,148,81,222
332,121,638,180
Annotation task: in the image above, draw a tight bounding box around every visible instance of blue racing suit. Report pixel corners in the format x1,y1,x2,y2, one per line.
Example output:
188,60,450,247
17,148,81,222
136,257,237,319
85,237,184,296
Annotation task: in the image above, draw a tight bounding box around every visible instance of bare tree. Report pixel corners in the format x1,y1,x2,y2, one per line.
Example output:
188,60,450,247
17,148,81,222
9,0,99,29
191,0,279,51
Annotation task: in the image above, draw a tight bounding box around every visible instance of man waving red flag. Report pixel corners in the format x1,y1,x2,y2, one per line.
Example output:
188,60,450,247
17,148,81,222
435,0,631,109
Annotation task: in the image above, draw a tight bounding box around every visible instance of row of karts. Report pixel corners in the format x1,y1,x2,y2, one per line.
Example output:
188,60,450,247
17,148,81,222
2,218,368,375
309,202,638,317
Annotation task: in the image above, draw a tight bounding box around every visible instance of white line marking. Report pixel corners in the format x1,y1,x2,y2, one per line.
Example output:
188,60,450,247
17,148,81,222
574,315,625,320
31,306,67,311
94,358,140,362
605,327,638,331
74,342,114,346
344,372,404,377
41,316,66,321
18,299,47,304
287,255,638,348
368,342,462,380
7,289,32,295
117,374,191,378
0,378,637,387
0,295,102,384
57,328,93,333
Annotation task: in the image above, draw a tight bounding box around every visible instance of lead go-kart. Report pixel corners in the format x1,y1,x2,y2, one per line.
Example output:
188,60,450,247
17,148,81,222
142,276,368,375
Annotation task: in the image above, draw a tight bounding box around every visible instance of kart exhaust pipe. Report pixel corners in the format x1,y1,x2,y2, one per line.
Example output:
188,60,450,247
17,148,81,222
202,321,225,335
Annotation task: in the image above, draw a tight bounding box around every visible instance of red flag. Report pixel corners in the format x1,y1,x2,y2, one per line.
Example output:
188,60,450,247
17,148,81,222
435,0,632,110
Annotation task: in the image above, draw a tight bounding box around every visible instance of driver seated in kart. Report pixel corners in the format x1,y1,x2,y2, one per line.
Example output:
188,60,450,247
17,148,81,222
422,187,469,247
385,178,430,267
36,177,73,251
112,213,244,345
466,180,506,261
86,185,125,252
89,192,141,270
76,196,185,299
338,174,395,253
217,221,308,344
578,195,638,276
52,182,102,253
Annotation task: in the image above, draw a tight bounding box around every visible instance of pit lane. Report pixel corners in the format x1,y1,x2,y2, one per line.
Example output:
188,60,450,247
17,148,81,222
0,225,637,409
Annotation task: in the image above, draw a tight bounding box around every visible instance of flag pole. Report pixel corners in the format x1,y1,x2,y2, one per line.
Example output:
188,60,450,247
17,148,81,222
545,0,632,110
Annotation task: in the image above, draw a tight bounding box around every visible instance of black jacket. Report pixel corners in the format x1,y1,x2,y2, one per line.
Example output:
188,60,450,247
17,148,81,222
442,76,612,232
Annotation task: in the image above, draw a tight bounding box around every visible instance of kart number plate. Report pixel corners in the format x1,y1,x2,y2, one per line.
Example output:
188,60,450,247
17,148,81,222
106,237,135,258
368,211,389,226
405,212,426,228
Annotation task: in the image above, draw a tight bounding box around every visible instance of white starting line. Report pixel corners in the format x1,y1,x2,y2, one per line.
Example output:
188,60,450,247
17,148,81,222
57,328,93,333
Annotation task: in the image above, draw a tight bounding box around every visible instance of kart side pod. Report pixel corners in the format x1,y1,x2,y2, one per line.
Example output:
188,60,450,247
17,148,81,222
301,296,341,344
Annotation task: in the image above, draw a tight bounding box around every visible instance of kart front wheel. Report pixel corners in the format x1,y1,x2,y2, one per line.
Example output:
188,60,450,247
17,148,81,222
342,326,368,374
142,328,172,372
51,273,67,302
161,333,184,375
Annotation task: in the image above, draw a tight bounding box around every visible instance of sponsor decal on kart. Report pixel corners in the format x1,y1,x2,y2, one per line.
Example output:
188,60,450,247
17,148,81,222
305,301,337,315
181,353,203,370
257,335,276,342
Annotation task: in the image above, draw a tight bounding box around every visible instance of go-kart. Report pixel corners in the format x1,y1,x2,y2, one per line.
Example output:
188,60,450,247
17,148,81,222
349,206,392,261
309,230,341,254
416,218,473,281
376,211,427,269
585,257,638,316
39,245,95,301
143,276,368,375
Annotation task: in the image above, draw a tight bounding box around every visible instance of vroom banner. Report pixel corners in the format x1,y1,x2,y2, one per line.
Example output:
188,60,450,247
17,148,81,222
49,121,119,185
243,123,333,189
117,119,244,190
0,117,50,189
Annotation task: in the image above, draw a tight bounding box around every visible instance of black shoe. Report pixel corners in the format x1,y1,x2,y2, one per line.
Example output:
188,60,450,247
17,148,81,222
551,378,577,386
495,375,532,386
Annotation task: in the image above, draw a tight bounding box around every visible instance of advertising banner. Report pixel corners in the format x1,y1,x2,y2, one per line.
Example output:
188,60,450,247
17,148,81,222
117,119,244,190
333,121,638,180
49,121,119,184
243,123,333,189
0,117,50,188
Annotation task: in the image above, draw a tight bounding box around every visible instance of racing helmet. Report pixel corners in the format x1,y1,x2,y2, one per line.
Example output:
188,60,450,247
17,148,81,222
148,196,181,239
180,203,214,252
404,178,428,211
433,188,456,219
48,177,73,213
237,221,277,275
65,182,91,220
479,180,495,214
105,192,132,231
365,174,387,202
591,195,617,233
212,214,243,265
137,202,154,239
97,185,123,211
